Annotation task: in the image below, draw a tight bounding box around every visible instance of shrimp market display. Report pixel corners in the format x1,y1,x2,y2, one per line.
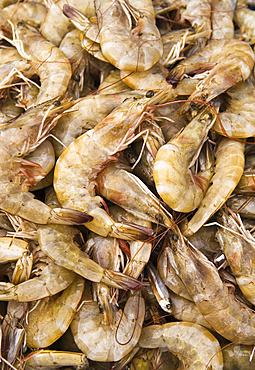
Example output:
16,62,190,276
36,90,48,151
2,0,255,369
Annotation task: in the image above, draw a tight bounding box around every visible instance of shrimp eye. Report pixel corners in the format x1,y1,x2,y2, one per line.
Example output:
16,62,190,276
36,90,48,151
170,234,179,242
166,303,171,310
73,74,80,82
146,90,155,98
208,113,213,119
53,101,61,107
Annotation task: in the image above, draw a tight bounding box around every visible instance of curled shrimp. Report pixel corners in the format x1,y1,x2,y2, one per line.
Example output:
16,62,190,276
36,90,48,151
71,285,145,361
138,321,223,370
1,21,72,105
183,137,245,236
153,106,217,212
95,0,163,71
167,39,254,111
54,88,174,239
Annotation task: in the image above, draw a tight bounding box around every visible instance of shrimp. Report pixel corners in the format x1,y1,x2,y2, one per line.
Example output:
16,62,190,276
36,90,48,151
71,285,145,361
25,275,85,348
95,0,163,71
168,227,255,344
211,0,236,40
54,88,173,239
216,209,255,305
20,350,89,370
37,224,143,290
138,322,223,370
153,106,217,212
183,137,245,236
212,79,255,138
1,21,72,105
167,39,254,111
0,98,92,225
0,262,76,302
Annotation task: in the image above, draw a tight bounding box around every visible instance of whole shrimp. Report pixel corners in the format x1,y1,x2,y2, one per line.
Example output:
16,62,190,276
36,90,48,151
167,39,254,111
183,137,245,236
71,283,145,361
216,209,255,305
54,88,174,239
138,321,223,369
95,0,163,71
1,21,72,105
153,106,217,212
168,227,255,344
25,275,85,348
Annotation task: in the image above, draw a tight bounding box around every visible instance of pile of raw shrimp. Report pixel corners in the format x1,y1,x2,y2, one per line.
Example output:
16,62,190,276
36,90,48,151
1,0,255,369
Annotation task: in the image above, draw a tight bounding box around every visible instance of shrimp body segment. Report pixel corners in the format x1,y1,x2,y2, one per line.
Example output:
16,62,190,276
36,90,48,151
54,90,172,239
138,322,223,370
153,107,217,212
95,0,163,71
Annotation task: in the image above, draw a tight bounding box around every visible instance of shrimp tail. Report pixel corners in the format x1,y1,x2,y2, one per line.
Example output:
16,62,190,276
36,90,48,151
102,270,143,291
113,222,153,241
49,208,93,225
